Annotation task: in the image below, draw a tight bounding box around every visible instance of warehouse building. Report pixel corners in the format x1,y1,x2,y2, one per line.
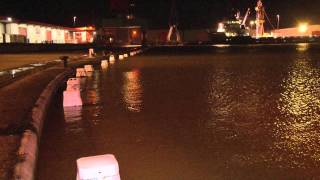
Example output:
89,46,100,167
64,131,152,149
0,17,95,44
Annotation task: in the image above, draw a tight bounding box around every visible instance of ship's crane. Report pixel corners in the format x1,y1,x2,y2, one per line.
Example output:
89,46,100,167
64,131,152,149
241,8,251,28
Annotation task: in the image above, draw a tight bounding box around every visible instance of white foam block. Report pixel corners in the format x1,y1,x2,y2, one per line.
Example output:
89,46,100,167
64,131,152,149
76,68,87,77
84,65,94,72
63,90,83,107
77,154,121,180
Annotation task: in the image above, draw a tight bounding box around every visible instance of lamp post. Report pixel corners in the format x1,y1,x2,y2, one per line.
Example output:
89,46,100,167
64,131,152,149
276,14,280,29
73,16,77,27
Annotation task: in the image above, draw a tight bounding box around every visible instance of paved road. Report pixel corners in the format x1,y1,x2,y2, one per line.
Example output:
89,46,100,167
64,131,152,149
0,52,86,71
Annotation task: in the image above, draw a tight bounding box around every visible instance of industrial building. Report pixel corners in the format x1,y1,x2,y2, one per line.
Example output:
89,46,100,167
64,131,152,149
0,17,95,44
96,18,145,45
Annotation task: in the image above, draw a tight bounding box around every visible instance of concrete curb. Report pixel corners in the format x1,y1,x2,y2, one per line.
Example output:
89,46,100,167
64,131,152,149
13,69,72,180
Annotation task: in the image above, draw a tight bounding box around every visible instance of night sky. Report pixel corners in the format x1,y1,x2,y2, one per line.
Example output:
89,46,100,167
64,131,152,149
0,0,319,29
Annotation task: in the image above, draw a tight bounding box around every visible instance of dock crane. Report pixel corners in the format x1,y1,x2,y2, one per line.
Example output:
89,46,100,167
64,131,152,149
167,0,182,43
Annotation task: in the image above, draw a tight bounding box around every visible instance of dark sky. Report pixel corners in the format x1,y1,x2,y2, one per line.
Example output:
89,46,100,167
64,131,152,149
0,0,319,29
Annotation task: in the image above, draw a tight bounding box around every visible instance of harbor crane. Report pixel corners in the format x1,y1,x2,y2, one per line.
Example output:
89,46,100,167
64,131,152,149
167,0,182,43
255,0,265,38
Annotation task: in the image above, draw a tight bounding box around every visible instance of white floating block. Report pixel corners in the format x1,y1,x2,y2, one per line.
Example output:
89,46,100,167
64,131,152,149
118,55,124,60
84,65,94,72
123,54,128,58
63,90,82,107
77,154,121,180
109,55,115,64
66,78,81,91
89,48,95,58
76,68,87,77
101,60,108,69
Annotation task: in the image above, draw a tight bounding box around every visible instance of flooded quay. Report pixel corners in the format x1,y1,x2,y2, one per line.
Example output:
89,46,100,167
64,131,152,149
37,44,320,180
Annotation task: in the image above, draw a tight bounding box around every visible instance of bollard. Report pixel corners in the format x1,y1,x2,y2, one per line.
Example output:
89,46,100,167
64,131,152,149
109,55,115,64
63,90,83,107
60,56,69,68
84,65,94,72
123,53,128,58
89,48,95,58
76,68,87,77
66,78,81,91
76,154,121,180
118,55,124,60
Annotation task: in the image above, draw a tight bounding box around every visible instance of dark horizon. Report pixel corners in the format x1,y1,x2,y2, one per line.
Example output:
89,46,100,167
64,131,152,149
0,0,319,29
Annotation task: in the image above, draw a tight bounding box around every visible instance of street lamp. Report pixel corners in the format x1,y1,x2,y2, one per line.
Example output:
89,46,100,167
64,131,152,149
7,17,12,22
73,16,77,27
276,14,280,29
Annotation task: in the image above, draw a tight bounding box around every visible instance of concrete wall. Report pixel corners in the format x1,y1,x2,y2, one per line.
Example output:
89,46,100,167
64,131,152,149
146,29,210,43
182,29,209,42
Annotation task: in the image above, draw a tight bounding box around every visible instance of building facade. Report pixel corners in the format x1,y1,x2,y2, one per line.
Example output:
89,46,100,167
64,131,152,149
0,17,96,44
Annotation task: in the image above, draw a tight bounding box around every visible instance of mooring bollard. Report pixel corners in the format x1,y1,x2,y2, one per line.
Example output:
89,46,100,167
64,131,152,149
60,56,69,68
76,154,121,180
76,68,87,78
84,65,94,72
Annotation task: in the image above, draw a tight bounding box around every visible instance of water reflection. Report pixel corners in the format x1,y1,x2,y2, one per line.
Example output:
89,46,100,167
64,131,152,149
122,70,143,112
63,106,84,133
274,47,320,168
296,43,309,52
83,70,103,126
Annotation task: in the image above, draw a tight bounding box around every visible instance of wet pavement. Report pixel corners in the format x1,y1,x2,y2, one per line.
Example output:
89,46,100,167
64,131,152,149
37,44,320,179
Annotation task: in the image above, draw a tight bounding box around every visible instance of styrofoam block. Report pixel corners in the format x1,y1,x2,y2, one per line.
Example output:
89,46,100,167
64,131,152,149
67,78,80,86
77,154,120,180
101,60,108,69
89,48,95,58
109,55,115,63
84,65,94,72
63,90,83,107
76,68,87,77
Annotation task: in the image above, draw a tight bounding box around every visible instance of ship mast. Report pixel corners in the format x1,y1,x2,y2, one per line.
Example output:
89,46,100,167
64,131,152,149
255,0,265,38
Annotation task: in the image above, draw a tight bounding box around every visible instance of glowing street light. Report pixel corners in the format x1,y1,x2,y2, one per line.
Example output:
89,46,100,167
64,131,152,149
250,20,255,29
298,23,308,33
217,23,225,33
7,17,12,22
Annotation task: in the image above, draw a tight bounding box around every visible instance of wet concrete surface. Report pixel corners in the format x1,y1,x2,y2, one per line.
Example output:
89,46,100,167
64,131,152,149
37,44,320,179
0,52,86,71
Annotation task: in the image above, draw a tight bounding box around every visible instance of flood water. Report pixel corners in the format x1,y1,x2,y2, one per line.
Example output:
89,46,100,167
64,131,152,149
37,44,320,180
